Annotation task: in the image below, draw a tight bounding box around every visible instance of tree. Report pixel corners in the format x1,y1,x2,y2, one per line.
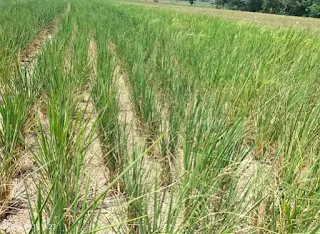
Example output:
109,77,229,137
213,0,320,17
216,0,229,4
246,0,263,11
283,0,309,16
228,0,247,10
262,0,282,13
308,2,320,17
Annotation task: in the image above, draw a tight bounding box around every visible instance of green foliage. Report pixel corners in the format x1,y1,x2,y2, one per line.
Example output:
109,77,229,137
246,0,263,11
218,0,320,17
262,0,282,13
2,0,320,233
308,2,320,17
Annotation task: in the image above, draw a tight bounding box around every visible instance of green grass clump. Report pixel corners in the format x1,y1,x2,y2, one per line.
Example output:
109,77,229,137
2,0,320,233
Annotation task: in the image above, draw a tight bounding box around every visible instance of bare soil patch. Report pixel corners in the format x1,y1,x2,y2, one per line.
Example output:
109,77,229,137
0,100,47,233
77,90,128,234
79,38,128,233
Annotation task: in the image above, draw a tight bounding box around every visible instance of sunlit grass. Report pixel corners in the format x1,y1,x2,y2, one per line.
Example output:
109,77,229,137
1,0,320,233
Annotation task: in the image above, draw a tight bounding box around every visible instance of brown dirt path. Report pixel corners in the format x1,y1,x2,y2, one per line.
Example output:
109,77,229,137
0,124,39,233
234,152,275,232
108,42,161,190
78,38,127,233
77,90,128,234
111,41,187,232
108,42,167,232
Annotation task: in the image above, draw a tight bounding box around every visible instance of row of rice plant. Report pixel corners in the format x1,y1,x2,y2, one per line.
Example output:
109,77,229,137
0,0,68,219
89,1,320,233
83,2,243,233
2,0,320,232
25,7,111,232
28,3,152,232
0,67,37,218
0,0,68,78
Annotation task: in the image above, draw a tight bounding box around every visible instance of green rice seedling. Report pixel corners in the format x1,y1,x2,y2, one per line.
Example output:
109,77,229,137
29,28,96,231
33,42,66,94
0,89,28,158
120,130,167,233
0,2,67,214
124,162,174,233
22,11,98,232
31,88,96,233
99,11,161,147
0,87,29,217
254,96,320,233
123,148,145,233
178,94,245,231
69,30,90,88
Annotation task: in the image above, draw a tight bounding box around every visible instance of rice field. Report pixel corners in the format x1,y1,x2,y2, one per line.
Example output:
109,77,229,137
0,0,320,233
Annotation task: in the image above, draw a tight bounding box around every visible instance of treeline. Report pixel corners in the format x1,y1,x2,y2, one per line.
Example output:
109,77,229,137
214,0,320,18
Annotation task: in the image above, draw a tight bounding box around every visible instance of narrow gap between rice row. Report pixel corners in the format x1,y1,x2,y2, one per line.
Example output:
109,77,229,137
76,36,127,233
108,41,167,233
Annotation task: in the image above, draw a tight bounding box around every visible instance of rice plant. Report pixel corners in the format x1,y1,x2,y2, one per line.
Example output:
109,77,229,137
2,0,320,233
